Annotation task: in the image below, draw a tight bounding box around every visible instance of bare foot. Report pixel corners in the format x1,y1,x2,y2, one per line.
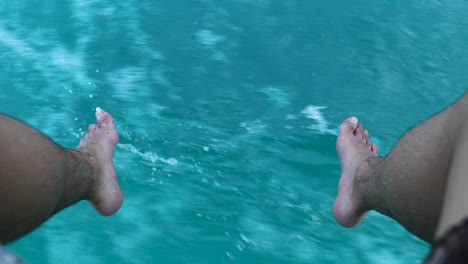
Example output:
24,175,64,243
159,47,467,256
78,107,123,216
333,117,378,227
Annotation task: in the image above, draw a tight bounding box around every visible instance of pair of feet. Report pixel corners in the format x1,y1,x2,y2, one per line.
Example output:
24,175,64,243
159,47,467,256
83,113,376,227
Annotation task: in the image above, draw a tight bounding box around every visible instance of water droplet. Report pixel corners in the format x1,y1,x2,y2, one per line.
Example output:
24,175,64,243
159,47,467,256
226,252,235,260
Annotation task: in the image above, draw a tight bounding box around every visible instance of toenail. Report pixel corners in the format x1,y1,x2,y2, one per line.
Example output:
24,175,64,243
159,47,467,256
96,107,106,120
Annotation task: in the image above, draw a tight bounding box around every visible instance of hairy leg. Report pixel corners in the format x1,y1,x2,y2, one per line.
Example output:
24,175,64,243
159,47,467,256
334,92,468,242
0,108,123,243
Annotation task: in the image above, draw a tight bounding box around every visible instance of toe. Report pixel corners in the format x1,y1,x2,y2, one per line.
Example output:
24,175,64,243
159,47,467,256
88,124,98,133
355,124,364,137
340,117,359,134
96,107,114,128
371,143,379,154
95,107,119,144
363,130,369,140
366,140,372,150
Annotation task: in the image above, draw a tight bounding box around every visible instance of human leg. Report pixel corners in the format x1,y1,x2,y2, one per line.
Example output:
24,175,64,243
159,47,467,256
333,92,468,242
0,108,123,243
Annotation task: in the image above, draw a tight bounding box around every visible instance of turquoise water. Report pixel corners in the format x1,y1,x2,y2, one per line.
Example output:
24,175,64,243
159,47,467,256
2,0,468,263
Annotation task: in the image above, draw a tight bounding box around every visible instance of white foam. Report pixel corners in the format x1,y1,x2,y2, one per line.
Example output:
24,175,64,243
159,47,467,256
0,24,95,101
118,143,178,166
301,105,338,135
301,105,327,121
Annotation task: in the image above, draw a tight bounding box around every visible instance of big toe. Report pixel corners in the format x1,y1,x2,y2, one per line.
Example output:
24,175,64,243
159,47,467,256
340,117,359,135
96,107,114,127
95,107,118,142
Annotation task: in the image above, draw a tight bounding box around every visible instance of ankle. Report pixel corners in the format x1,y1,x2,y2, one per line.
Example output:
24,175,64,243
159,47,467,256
364,157,397,216
355,157,385,213
54,149,97,213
